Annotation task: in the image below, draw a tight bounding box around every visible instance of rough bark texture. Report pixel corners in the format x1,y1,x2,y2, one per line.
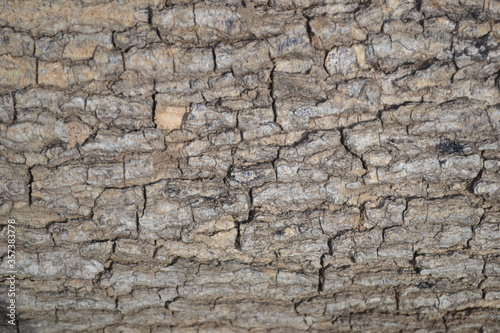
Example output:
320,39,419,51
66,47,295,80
1,0,500,332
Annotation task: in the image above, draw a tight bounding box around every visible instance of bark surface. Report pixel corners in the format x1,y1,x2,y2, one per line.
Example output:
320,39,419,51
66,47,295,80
0,0,500,332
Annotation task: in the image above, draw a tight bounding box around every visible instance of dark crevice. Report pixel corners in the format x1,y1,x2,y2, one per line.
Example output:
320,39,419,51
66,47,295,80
34,57,39,86
442,315,448,331
466,168,483,194
394,287,400,310
135,210,140,238
234,221,242,250
148,6,153,25
11,91,18,124
467,210,486,249
211,46,217,72
358,201,367,229
415,0,422,11
402,198,409,223
248,187,254,208
242,208,256,224
152,81,158,127
269,62,279,124
304,16,314,47
111,30,118,51
318,257,329,293
152,245,162,259
411,251,421,274
495,73,500,91
164,297,179,310
339,127,368,177
478,258,488,289
142,185,148,217
92,259,114,286
27,167,34,206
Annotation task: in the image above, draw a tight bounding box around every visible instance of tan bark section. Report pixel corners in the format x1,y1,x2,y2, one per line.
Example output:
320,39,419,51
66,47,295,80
155,106,187,131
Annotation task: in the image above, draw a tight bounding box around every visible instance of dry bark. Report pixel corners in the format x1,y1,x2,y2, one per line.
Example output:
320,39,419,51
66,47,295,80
0,0,499,331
